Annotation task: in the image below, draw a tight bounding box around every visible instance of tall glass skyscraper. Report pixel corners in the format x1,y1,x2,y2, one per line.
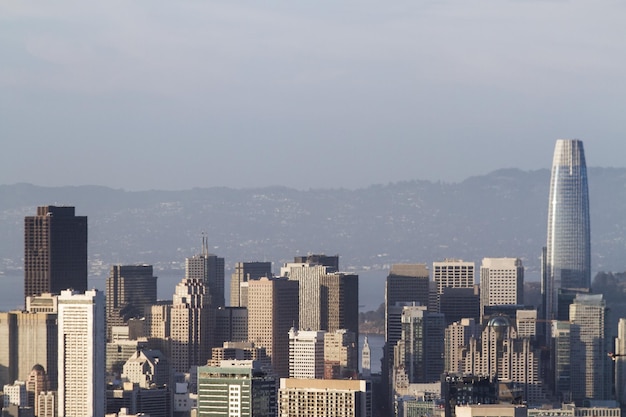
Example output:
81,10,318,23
543,139,591,322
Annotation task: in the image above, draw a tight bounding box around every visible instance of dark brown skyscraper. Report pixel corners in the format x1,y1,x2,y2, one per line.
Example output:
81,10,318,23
24,206,87,302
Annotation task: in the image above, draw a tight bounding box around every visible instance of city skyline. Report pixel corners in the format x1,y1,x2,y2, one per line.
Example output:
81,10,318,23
2,137,626,415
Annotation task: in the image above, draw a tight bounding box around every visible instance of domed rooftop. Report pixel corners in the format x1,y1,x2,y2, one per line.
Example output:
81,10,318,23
487,315,511,328
31,364,45,373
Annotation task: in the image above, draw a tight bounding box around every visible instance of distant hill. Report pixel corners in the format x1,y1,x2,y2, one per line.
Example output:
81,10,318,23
2,168,625,285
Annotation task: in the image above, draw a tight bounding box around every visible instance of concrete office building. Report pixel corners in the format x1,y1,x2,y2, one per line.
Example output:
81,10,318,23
288,329,325,379
0,295,58,390
215,306,248,346
143,301,171,357
37,391,55,417
26,365,49,416
440,286,480,326
278,378,372,417
170,277,212,373
106,264,157,341
324,329,358,379
247,277,299,378
550,320,572,401
57,289,105,417
444,318,479,374
3,380,27,407
209,342,271,371
185,237,225,307
229,262,272,307
384,264,431,407
121,350,169,389
197,360,277,417
282,256,358,339
24,206,87,302
393,305,445,387
480,258,524,318
106,382,171,417
462,316,545,404
569,294,610,403
433,259,475,295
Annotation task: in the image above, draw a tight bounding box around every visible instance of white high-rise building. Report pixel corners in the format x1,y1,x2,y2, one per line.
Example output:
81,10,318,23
57,289,105,417
3,380,27,407
480,258,524,317
289,328,325,379
433,259,475,294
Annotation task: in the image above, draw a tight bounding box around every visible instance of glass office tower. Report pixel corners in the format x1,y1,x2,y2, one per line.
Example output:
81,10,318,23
544,139,591,322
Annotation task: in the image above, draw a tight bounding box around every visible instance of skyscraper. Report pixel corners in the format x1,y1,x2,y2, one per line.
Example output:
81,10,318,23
433,259,475,294
106,264,157,340
170,277,212,373
544,139,591,322
383,264,430,412
569,293,609,402
186,237,225,307
229,261,272,307
247,277,299,378
57,289,105,417
288,328,325,379
393,305,445,384
282,259,358,338
24,206,87,302
480,258,524,319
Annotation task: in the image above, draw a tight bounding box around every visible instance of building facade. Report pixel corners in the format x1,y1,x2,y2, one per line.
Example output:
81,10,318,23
394,305,445,387
185,237,225,307
433,260,475,295
24,206,87,302
247,277,299,378
278,378,372,417
544,139,591,323
569,294,610,403
170,277,212,373
57,289,105,417
106,264,157,341
197,360,277,417
480,258,524,318
229,262,272,307
288,329,325,379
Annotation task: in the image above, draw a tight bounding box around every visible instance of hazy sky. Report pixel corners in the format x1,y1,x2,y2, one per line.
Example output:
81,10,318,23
2,0,625,190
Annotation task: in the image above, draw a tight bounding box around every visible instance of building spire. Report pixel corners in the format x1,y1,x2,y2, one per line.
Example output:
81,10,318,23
201,232,208,256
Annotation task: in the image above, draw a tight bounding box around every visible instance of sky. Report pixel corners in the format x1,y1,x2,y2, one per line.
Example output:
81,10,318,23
1,0,625,191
